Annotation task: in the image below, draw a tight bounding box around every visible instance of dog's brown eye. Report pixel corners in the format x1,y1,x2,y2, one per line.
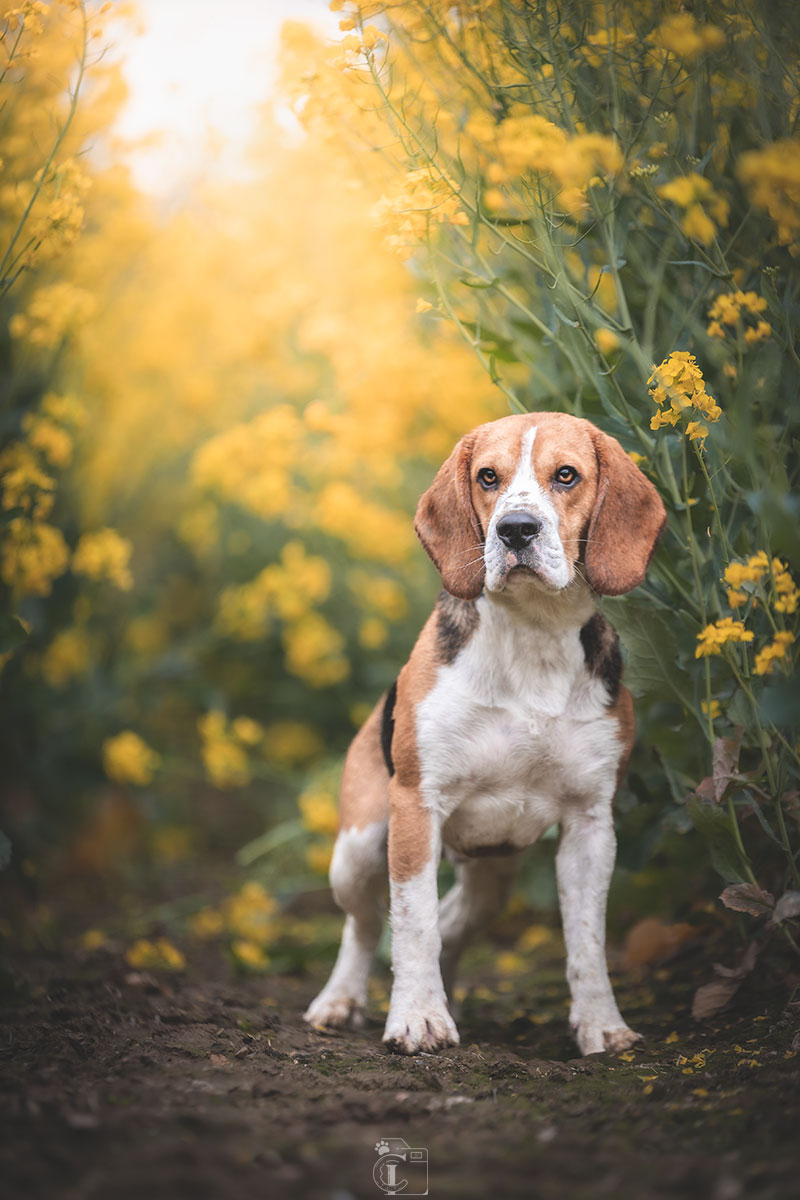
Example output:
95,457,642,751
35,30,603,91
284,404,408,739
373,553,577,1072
477,467,498,489
554,465,579,488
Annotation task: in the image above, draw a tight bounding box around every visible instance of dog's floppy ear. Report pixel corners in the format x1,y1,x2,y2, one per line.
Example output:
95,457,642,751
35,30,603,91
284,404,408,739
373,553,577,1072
415,432,485,600
584,428,667,596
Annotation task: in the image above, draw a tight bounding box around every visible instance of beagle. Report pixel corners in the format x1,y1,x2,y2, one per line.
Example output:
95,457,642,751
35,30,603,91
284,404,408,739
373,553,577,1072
304,412,666,1055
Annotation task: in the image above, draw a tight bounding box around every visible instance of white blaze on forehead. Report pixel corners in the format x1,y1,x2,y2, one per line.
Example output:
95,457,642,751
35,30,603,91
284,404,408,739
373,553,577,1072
501,425,556,522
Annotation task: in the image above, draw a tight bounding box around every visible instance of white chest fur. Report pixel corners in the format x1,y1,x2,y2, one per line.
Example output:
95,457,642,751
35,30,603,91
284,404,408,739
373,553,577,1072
415,589,622,855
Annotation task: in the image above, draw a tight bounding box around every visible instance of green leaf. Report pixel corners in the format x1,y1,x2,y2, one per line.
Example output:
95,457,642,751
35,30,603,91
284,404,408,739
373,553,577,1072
0,831,10,872
687,797,747,883
236,818,304,867
0,616,27,656
758,680,800,729
459,274,497,289
601,600,689,707
726,688,751,729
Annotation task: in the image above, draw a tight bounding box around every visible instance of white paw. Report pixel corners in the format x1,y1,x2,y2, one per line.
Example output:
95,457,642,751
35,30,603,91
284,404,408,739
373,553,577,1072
572,1012,642,1056
383,998,460,1055
304,988,366,1030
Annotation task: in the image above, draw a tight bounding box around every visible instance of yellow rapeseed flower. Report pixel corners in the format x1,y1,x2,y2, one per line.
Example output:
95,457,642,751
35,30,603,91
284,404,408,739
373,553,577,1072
231,939,270,970
189,907,225,939
224,881,278,944
72,528,133,590
263,721,323,764
102,730,161,785
594,328,620,355
754,631,794,676
706,290,770,346
306,840,334,875
126,938,186,971
658,173,729,246
1,518,69,596
650,13,725,60
738,138,800,254
41,626,90,688
299,788,339,836
648,351,720,436
695,617,754,658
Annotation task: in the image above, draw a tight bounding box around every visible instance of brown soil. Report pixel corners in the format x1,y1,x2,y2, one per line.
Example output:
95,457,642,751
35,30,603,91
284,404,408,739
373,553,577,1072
1,941,798,1200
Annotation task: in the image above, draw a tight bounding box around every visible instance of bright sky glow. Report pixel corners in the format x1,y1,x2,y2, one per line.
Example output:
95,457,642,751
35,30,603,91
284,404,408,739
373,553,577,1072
112,0,338,197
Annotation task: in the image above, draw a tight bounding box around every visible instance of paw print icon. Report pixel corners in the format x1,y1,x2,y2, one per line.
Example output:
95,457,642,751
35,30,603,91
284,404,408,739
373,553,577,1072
373,1137,428,1195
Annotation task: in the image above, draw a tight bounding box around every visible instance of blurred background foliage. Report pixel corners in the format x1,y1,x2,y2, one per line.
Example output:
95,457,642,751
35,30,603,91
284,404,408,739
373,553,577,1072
1,0,798,980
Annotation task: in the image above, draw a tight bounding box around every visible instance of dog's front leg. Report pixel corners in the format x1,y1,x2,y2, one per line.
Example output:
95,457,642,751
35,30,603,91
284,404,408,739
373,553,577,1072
383,780,459,1055
557,802,642,1055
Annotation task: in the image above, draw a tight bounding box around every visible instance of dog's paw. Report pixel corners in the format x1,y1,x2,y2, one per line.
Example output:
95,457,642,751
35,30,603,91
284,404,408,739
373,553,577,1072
572,1013,642,1056
304,989,366,1031
603,1025,643,1053
382,1000,460,1055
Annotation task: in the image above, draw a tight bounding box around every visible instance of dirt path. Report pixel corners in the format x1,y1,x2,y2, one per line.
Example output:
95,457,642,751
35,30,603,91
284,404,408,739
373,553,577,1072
1,944,798,1200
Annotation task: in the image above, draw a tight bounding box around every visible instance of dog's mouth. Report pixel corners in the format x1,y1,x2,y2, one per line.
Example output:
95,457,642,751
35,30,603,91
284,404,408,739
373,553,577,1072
504,553,565,593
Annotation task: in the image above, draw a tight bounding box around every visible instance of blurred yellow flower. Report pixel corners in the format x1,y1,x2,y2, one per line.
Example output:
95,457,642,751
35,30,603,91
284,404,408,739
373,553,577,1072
658,173,729,246
299,788,339,836
359,616,388,649
41,626,90,688
102,731,161,786
263,721,323,764
594,328,620,355
21,414,73,467
738,138,800,254
231,716,265,745
516,924,552,953
496,950,527,975
152,826,193,864
225,881,278,944
283,612,350,688
306,840,334,875
650,13,725,60
1,518,69,596
189,907,225,940
9,281,95,347
126,938,186,971
80,928,108,951
72,528,133,590
231,939,270,971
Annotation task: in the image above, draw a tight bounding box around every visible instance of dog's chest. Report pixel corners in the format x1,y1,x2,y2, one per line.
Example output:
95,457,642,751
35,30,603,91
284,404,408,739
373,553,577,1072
415,606,621,854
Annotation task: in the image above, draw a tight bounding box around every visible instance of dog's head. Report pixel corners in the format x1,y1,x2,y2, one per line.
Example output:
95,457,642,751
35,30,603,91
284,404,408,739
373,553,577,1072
415,412,666,600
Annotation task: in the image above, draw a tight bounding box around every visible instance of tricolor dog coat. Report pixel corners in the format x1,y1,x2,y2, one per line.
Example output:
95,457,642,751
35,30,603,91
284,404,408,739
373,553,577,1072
305,412,666,1055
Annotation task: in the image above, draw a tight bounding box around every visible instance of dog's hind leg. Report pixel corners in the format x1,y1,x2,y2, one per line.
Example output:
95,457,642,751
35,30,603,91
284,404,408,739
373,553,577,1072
304,820,387,1029
438,852,521,1000
304,703,389,1030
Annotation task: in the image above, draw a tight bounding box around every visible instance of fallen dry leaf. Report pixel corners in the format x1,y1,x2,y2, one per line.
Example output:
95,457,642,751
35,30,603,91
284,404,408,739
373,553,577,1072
719,883,775,919
623,917,695,969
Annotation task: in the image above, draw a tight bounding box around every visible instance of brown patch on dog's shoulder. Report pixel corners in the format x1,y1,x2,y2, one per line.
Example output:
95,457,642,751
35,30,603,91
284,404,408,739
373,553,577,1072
387,613,441,882
436,589,479,664
609,683,635,791
580,611,622,702
338,699,390,831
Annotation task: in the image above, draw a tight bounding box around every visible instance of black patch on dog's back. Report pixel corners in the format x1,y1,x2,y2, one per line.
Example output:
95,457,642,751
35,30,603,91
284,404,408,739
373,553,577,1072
436,590,479,664
380,679,397,777
580,611,622,702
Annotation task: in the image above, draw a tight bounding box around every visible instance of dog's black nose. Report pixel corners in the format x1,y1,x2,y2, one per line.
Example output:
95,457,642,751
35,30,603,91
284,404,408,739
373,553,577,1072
497,511,540,551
